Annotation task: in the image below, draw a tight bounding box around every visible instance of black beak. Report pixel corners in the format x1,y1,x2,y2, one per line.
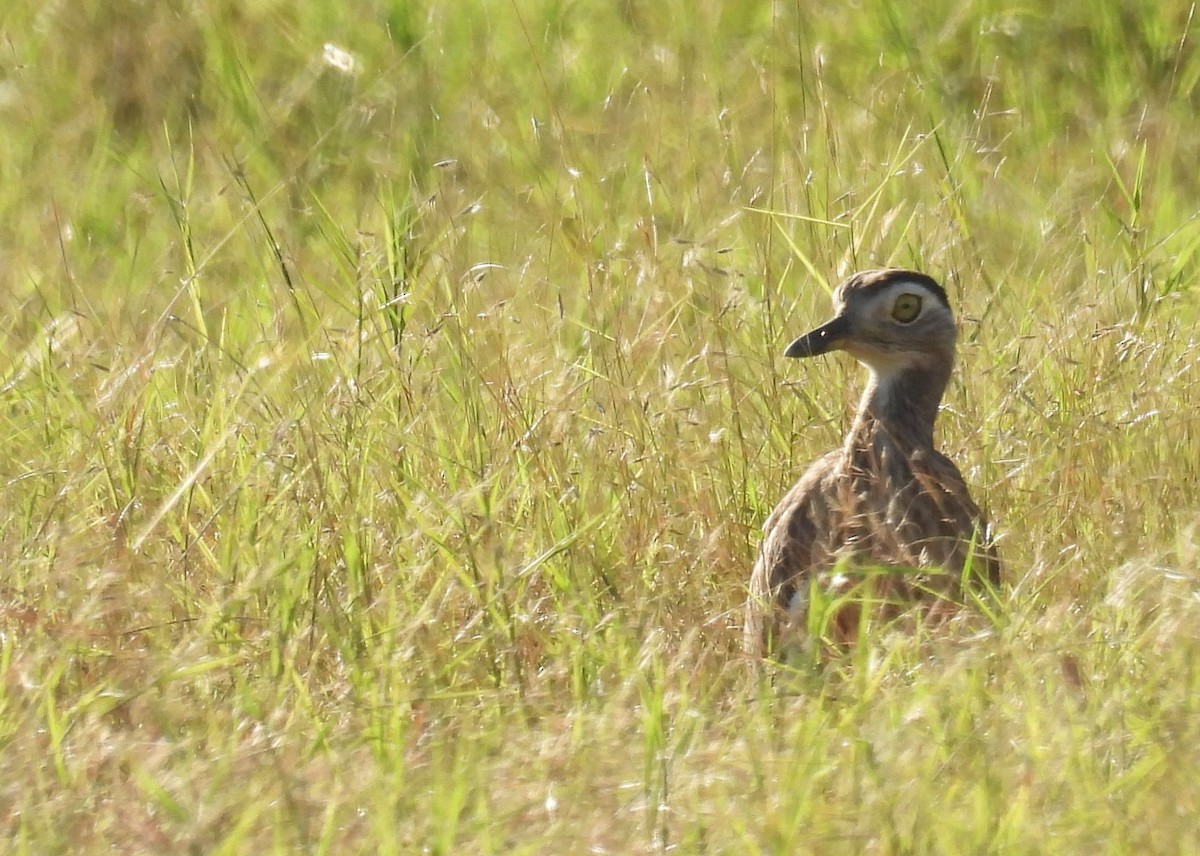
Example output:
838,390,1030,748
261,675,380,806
783,315,851,358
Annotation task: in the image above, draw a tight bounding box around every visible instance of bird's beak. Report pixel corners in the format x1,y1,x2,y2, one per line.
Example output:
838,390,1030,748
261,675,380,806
783,314,851,358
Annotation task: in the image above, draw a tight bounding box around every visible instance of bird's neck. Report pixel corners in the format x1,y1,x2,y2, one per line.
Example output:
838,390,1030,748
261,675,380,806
848,361,951,453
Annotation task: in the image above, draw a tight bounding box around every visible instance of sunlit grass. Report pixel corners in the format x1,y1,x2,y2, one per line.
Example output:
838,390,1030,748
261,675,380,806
1,0,1199,851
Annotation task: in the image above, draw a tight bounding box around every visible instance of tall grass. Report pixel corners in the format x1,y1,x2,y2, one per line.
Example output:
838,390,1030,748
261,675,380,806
1,0,1199,851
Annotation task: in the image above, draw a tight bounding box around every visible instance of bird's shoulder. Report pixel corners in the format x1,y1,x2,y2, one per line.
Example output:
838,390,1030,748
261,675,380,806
909,446,1001,581
761,447,844,534
910,447,983,512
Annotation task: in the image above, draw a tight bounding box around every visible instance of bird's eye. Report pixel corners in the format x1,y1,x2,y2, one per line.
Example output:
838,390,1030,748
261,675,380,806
891,293,922,323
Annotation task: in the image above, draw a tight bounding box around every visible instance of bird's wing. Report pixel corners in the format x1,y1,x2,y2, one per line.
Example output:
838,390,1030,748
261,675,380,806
913,451,1001,585
745,450,843,655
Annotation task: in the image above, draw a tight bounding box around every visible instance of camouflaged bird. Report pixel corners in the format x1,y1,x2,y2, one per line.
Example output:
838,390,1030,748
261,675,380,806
745,269,1000,658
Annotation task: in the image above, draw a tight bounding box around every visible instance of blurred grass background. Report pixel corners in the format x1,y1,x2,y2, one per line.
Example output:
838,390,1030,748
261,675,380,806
1,0,1199,851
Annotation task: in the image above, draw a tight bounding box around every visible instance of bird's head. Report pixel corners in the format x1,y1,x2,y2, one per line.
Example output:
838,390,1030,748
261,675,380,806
784,269,958,378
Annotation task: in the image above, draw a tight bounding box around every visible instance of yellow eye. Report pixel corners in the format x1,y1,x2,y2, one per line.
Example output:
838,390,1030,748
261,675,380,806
891,293,922,323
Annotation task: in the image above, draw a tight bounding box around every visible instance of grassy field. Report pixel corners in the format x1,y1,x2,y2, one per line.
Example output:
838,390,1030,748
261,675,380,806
2,0,1200,851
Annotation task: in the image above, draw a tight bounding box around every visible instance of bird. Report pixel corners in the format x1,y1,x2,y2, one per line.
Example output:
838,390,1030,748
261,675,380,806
745,268,1000,659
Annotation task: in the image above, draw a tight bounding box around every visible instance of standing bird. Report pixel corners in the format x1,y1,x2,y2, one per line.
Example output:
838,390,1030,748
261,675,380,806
745,269,999,658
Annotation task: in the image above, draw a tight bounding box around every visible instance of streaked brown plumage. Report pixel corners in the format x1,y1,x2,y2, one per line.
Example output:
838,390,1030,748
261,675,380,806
745,269,999,658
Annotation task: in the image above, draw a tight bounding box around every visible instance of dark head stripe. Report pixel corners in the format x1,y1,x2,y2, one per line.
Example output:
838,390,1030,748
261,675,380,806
846,269,951,309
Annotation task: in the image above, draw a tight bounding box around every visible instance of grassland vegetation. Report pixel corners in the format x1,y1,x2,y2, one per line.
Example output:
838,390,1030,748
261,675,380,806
1,0,1200,852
